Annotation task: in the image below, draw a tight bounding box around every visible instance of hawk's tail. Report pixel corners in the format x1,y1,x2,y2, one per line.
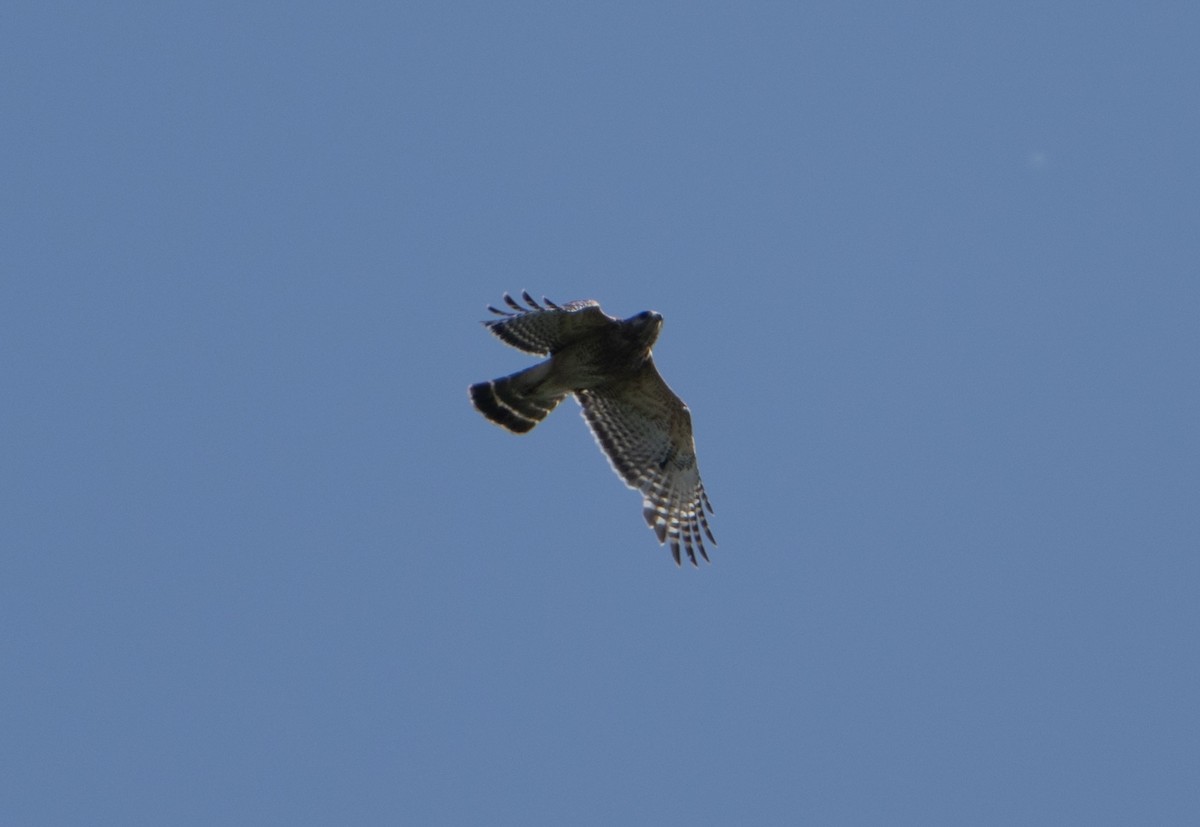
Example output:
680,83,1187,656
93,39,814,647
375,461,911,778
469,363,564,434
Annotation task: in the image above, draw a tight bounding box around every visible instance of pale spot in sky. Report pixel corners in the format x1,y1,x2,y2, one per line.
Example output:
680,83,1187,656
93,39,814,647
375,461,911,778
1028,150,1050,169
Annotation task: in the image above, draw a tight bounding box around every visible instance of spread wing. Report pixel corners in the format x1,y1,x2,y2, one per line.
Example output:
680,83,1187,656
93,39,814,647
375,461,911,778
484,291,615,355
577,360,716,566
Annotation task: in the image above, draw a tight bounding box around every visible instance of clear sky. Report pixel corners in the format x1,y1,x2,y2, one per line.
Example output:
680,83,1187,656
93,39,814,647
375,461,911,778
4,3,1198,824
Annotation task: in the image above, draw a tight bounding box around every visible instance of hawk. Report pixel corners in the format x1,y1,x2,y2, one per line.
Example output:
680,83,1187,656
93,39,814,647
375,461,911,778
469,291,716,566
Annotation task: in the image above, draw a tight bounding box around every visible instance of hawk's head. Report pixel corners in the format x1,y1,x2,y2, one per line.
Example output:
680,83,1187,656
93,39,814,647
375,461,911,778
623,310,663,352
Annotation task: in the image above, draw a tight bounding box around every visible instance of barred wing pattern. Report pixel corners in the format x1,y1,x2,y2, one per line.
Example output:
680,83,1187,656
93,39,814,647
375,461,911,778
578,362,716,566
485,291,613,354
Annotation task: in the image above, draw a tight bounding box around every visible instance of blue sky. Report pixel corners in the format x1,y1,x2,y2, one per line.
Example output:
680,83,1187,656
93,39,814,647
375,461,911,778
4,3,1198,824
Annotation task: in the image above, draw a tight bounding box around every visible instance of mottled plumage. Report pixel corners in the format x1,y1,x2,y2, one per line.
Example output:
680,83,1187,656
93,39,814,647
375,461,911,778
469,292,716,566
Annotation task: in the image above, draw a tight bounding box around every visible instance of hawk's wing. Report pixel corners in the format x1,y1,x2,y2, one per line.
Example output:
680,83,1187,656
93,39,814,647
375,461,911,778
578,360,716,566
484,291,615,355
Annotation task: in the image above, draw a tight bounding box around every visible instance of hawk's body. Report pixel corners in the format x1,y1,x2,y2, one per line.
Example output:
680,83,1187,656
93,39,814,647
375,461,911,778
470,292,716,566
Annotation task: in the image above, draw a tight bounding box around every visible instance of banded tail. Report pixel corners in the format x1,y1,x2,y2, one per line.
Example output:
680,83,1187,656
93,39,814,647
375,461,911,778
469,363,564,434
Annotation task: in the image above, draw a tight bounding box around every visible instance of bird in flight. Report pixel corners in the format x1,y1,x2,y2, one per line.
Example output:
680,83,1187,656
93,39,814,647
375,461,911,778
470,291,716,566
